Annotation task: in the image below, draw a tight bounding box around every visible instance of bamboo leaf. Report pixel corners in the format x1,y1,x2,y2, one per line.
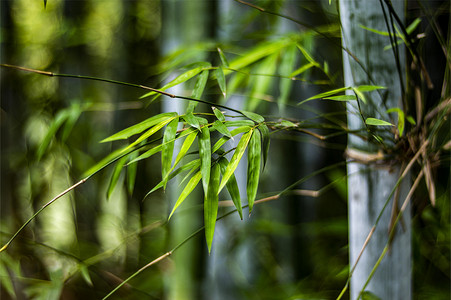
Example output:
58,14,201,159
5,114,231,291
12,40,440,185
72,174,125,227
125,116,177,151
224,120,255,127
247,129,261,214
37,110,70,160
205,163,220,253
213,120,232,138
83,147,127,178
199,126,211,196
297,44,319,66
219,129,253,193
141,64,209,99
257,124,270,170
212,107,226,122
107,156,128,199
101,112,177,143
169,171,202,219
324,95,357,101
126,150,138,196
217,47,229,68
387,107,405,136
278,44,297,110
187,70,210,113
128,144,162,165
300,87,350,104
241,111,265,123
215,67,227,98
218,157,243,220
290,62,316,77
162,117,179,189
183,112,201,130
173,131,198,169
212,125,252,153
365,118,394,126
355,85,386,92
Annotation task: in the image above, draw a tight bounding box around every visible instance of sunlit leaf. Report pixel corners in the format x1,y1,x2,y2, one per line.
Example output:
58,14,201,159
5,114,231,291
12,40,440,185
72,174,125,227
212,107,226,122
101,112,177,143
241,110,265,123
365,118,394,126
125,116,177,151
83,147,127,178
355,85,386,92
187,69,209,113
324,95,357,101
213,120,232,138
247,129,261,214
224,120,255,127
258,124,270,169
217,47,229,68
182,112,201,130
162,117,179,189
219,129,253,193
205,163,220,253
217,158,242,220
387,107,405,136
128,144,162,165
296,44,319,66
107,156,128,199
215,67,227,98
247,52,278,111
212,125,252,153
37,110,70,161
278,44,297,110
126,150,138,196
290,62,316,77
168,171,202,219
301,87,350,103
173,131,198,169
199,126,211,196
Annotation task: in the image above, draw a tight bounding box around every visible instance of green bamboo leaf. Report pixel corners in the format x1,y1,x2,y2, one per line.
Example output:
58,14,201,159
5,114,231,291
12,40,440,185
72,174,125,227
213,120,232,138
125,116,177,151
140,65,209,99
300,87,350,104
215,67,227,98
247,129,261,214
217,47,229,68
126,150,138,196
257,124,270,170
297,44,319,65
162,117,179,189
219,129,253,193
241,110,265,123
324,95,357,101
107,156,128,199
365,118,394,126
61,103,82,141
101,112,176,143
37,110,70,160
212,107,226,122
386,108,405,136
79,265,93,287
145,159,200,197
128,144,162,165
278,44,297,110
355,85,386,92
183,112,201,130
168,171,202,219
205,163,220,253
218,157,243,220
83,147,126,178
224,120,255,127
173,131,198,169
406,18,422,34
290,62,316,77
212,125,252,153
199,126,211,196
187,69,210,113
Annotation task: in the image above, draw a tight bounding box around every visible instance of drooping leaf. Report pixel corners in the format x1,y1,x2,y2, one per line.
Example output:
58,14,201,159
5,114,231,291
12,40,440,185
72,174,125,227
219,129,253,193
257,124,270,170
187,69,210,113
387,107,405,136
101,112,177,143
241,110,265,123
247,129,261,215
324,95,357,101
107,156,128,199
212,107,226,122
217,47,229,68
290,62,316,78
205,163,220,253
213,120,232,138
215,67,227,98
162,117,179,189
212,125,252,153
168,171,202,219
199,126,211,196
183,112,201,130
218,157,243,220
126,150,138,196
365,118,394,126
173,131,198,169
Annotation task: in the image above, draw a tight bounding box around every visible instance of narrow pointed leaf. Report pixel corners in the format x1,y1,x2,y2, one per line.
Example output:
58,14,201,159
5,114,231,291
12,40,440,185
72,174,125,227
183,112,201,130
324,95,357,101
126,150,138,195
224,120,255,127
215,67,226,98
83,147,126,178
212,125,252,153
290,62,316,77
187,69,210,113
125,116,176,151
218,157,243,220
101,112,176,142
199,126,211,196
278,44,297,110
365,118,394,126
168,171,202,219
257,124,270,170
128,144,162,165
247,129,261,214
162,117,179,188
173,131,198,168
355,85,386,92
107,156,128,199
297,44,318,65
300,87,350,103
37,110,70,160
241,110,265,123
219,129,253,192
217,47,229,68
212,107,226,122
213,120,232,138
205,163,220,253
